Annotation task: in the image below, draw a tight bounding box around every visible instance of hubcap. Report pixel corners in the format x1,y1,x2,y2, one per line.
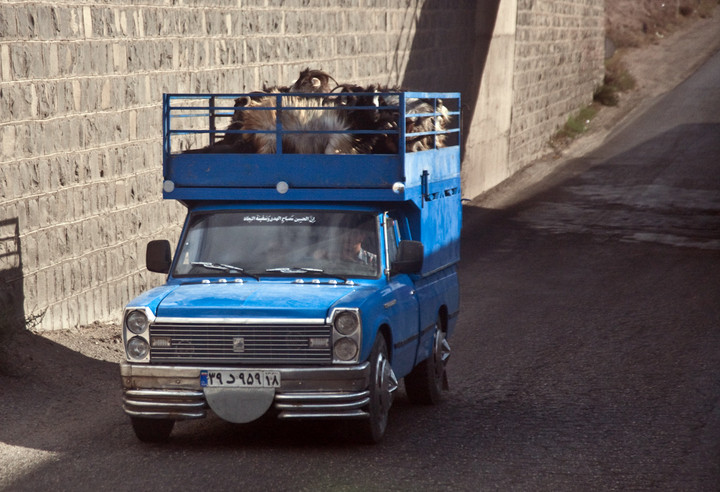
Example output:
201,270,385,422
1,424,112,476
375,352,398,414
433,329,451,381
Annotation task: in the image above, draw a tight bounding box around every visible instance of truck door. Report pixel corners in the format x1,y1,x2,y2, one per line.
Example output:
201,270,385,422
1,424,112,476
381,213,420,378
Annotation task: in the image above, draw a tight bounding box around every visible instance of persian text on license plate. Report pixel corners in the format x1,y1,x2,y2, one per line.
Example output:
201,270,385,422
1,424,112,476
200,370,281,388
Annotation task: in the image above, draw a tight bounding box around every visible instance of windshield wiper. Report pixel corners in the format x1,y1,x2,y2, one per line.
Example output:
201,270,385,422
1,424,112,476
265,267,348,282
191,261,259,280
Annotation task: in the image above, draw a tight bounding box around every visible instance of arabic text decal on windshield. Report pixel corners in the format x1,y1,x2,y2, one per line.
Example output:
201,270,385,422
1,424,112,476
243,214,317,224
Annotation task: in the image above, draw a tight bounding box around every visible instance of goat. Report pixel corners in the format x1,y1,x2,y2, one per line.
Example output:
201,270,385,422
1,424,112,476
239,95,354,154
289,68,338,93
330,86,450,153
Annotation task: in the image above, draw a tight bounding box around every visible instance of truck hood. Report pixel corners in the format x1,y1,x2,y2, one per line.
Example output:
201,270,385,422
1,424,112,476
153,281,374,320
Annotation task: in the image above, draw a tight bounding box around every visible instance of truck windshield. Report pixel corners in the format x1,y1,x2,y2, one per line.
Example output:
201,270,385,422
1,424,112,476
173,210,380,279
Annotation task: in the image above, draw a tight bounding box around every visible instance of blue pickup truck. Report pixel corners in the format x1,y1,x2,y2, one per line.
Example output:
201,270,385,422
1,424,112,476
120,90,462,443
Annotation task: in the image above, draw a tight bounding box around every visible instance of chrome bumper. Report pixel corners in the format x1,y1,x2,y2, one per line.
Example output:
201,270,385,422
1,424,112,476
120,362,371,421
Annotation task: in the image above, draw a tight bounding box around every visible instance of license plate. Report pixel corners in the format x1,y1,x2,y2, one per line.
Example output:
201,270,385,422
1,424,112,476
200,370,281,388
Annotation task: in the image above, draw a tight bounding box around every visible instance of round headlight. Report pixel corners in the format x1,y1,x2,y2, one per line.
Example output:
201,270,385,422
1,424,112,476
126,310,149,335
333,337,358,361
334,312,359,336
127,336,150,360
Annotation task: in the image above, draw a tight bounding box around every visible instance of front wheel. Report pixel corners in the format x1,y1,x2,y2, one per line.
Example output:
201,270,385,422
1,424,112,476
353,334,397,444
404,318,450,405
130,417,175,443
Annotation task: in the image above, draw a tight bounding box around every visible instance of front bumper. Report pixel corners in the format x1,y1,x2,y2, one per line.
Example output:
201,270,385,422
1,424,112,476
120,362,371,421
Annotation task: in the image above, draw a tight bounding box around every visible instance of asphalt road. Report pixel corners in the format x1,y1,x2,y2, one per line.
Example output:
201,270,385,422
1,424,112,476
2,50,720,491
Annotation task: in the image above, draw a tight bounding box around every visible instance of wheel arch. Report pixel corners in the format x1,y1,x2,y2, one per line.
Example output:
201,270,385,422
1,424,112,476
437,304,449,332
376,323,393,362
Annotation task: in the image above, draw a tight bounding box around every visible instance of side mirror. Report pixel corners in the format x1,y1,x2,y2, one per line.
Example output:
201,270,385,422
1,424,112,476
391,240,424,275
146,240,172,274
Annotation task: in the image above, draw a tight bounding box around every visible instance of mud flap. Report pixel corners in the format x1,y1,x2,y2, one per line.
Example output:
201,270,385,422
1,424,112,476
203,387,275,423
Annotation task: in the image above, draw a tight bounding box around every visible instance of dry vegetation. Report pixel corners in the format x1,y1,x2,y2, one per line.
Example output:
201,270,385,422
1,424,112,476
603,0,718,100
606,0,718,50
551,0,718,150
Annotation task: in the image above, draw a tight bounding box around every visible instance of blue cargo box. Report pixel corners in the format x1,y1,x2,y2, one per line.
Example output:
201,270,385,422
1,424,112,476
161,91,462,274
161,92,461,204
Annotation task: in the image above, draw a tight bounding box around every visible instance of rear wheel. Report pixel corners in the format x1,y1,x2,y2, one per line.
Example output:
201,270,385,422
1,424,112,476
353,334,397,444
130,417,175,443
405,317,450,405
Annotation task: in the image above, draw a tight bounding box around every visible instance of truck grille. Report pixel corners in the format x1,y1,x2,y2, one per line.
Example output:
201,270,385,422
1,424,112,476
149,322,332,364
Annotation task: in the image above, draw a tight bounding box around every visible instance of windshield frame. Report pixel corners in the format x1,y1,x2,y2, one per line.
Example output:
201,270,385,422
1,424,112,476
170,208,383,281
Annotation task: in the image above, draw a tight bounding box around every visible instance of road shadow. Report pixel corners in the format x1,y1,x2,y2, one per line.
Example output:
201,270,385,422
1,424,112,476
460,122,720,257
0,217,28,375
0,326,122,453
449,121,720,487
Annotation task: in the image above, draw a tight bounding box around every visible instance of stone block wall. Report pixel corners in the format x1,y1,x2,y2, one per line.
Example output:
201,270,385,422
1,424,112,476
0,0,476,331
510,0,605,171
0,0,603,331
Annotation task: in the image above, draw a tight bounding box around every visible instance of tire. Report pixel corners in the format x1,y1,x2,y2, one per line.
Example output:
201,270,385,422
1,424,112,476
404,317,450,405
130,417,175,443
353,334,397,444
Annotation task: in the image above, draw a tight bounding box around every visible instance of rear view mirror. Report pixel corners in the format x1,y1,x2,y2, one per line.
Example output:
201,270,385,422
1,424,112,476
391,240,424,275
146,240,172,274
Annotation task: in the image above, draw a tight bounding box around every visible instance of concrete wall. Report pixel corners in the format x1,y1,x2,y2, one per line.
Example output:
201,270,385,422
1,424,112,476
462,0,518,198
0,0,604,331
510,0,605,170
463,0,605,198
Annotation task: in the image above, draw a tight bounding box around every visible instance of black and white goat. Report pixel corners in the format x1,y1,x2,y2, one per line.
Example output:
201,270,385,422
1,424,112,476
328,85,451,153
238,95,354,155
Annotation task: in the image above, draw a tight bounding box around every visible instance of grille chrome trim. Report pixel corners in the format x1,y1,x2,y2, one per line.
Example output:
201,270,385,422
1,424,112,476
149,321,333,364
155,316,326,325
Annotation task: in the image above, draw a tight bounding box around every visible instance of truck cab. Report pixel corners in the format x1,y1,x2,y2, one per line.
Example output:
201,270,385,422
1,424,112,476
120,91,461,443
